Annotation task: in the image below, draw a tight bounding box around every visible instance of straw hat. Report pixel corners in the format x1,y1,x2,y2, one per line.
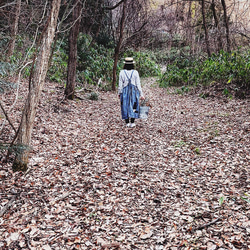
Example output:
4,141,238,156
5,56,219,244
124,57,135,64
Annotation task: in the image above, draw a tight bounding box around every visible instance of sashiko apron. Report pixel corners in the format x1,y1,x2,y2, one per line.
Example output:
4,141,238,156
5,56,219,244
120,70,140,120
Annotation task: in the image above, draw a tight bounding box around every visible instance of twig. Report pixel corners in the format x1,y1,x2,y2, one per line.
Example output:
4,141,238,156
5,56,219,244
48,233,63,242
75,87,86,93
101,242,120,249
74,95,85,100
0,194,17,217
191,217,221,232
0,2,16,9
58,0,85,33
23,232,32,249
23,167,32,177
49,192,70,205
103,0,125,10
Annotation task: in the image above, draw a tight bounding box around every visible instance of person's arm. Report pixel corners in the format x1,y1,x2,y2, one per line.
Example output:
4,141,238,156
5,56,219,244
118,70,124,97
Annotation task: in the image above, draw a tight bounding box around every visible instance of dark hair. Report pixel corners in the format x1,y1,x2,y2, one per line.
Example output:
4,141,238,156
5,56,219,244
124,64,134,70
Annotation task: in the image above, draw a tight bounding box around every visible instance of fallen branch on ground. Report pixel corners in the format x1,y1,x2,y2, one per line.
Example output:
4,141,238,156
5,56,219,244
191,217,221,232
0,194,18,217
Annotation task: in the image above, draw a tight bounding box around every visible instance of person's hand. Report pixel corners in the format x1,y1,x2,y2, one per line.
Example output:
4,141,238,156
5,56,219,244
140,96,145,100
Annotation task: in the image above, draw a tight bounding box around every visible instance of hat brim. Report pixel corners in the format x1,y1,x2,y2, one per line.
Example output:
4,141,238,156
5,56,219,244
124,61,135,64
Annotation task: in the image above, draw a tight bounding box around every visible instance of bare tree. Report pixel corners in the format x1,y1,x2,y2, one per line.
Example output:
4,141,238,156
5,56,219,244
110,0,158,90
6,0,21,60
211,0,223,52
112,0,127,91
201,0,211,56
65,0,82,100
12,0,61,172
221,0,231,52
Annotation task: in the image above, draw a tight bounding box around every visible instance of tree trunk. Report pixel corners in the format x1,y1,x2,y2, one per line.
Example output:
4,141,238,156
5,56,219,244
201,0,211,57
7,0,21,61
186,1,193,53
211,0,223,52
12,0,61,172
88,0,105,49
221,0,231,52
65,0,82,100
112,0,127,91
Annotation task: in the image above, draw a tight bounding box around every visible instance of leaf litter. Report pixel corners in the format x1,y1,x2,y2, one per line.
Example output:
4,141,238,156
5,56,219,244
0,78,249,249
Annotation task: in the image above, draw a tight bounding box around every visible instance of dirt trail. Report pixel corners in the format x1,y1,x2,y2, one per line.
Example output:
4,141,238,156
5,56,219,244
0,78,249,249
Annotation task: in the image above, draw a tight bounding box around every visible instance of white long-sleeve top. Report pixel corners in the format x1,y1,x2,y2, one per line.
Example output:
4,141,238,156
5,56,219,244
118,69,144,97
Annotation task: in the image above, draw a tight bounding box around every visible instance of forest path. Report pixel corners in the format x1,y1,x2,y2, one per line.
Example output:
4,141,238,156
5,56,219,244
1,78,249,249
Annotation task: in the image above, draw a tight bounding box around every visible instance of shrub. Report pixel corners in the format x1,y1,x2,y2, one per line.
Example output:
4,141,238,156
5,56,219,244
159,49,250,89
77,34,115,85
88,91,99,100
47,39,68,83
77,39,160,86
159,56,201,87
122,50,160,77
154,46,193,65
0,61,16,77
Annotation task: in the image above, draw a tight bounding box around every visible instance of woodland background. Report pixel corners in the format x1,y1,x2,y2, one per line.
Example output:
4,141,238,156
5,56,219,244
0,0,249,249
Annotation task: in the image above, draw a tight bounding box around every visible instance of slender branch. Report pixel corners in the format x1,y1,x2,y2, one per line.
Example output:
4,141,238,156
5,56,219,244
0,1,16,9
104,0,125,10
0,60,33,136
39,0,48,24
0,101,17,133
56,0,74,30
238,32,250,40
57,0,86,33
15,61,32,106
123,21,148,44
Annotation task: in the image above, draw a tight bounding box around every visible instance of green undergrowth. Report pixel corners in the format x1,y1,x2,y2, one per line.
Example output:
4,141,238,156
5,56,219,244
159,49,250,91
123,49,160,77
1,33,160,89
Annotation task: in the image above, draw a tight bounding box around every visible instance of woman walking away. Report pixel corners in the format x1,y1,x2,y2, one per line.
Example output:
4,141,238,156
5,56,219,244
118,57,144,128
